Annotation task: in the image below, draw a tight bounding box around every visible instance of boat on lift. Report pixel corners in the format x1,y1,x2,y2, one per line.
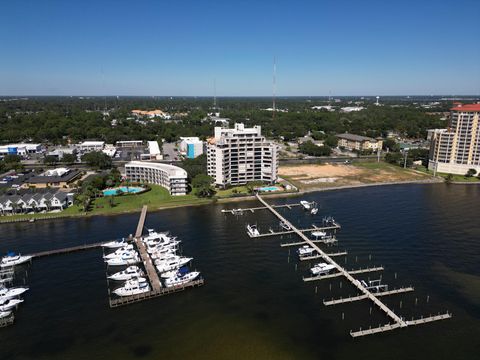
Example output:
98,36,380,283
246,224,260,237
310,263,336,276
108,266,144,281
1,252,32,268
297,245,316,257
0,298,23,311
280,221,291,231
113,277,150,297
311,207,318,215
300,200,311,210
164,271,200,288
311,231,327,239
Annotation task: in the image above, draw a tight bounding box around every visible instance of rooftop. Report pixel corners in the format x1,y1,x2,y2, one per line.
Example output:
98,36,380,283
337,133,377,142
451,103,480,112
126,161,187,178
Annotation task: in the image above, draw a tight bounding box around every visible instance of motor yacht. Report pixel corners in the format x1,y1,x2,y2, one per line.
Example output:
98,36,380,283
102,239,129,249
108,266,144,281
103,246,135,260
164,271,200,288
0,310,12,319
155,257,192,273
0,285,29,300
310,263,336,276
1,253,32,268
246,224,260,237
0,298,23,311
105,252,140,266
160,266,189,279
113,277,150,297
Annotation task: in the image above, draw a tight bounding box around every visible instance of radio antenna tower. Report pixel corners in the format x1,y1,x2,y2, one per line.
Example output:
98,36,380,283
272,57,276,121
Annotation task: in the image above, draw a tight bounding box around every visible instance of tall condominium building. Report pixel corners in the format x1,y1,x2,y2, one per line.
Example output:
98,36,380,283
125,161,188,195
207,123,278,187
428,103,480,175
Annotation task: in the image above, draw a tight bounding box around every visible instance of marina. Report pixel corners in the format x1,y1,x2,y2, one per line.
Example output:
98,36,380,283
224,193,453,337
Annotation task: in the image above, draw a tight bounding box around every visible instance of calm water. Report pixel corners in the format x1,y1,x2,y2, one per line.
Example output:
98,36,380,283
0,184,479,360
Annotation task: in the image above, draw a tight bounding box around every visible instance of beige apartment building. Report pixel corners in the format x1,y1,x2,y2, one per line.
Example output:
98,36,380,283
207,123,278,187
336,133,383,152
428,103,480,175
125,161,187,195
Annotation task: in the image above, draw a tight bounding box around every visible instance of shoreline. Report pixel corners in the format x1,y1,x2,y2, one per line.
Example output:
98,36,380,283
0,178,451,224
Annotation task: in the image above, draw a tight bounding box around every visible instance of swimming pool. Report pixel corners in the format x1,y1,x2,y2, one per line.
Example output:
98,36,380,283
256,186,280,192
102,186,144,196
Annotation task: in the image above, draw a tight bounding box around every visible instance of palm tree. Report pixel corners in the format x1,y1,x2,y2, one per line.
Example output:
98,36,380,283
45,199,52,212
11,202,18,215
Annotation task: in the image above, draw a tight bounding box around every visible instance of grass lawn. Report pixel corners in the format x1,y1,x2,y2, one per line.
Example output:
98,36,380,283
0,185,212,223
414,165,480,183
215,185,251,197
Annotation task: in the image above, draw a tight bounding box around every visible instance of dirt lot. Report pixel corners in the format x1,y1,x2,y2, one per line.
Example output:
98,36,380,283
278,162,430,189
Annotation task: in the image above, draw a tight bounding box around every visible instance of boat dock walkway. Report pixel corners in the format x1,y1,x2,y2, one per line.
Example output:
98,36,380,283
221,202,308,214
254,194,451,337
280,237,337,247
303,266,384,282
323,287,414,306
30,241,108,258
299,251,348,261
133,205,161,291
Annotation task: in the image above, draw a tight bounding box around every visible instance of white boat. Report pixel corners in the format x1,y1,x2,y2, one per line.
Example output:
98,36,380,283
0,286,29,300
102,239,129,249
311,231,327,239
106,253,140,266
310,263,336,276
1,253,32,268
246,224,260,237
153,254,182,265
108,266,144,281
300,200,311,210
156,257,192,273
103,246,135,259
150,249,178,260
0,298,23,311
280,221,291,231
164,271,200,288
311,207,318,215
297,245,316,257
113,277,150,297
146,242,179,254
0,310,12,319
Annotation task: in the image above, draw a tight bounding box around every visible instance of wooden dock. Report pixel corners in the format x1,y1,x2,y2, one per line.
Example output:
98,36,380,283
254,194,451,337
221,203,305,214
109,279,204,308
31,241,108,258
0,313,15,328
303,266,384,282
323,287,414,306
280,237,337,247
299,251,348,261
133,205,162,292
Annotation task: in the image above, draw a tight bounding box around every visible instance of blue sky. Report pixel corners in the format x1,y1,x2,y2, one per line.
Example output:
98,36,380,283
1,0,479,96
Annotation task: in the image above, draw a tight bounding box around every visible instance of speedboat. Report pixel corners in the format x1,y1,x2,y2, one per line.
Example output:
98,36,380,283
106,253,140,266
108,266,144,281
0,286,29,300
297,245,316,257
280,221,291,231
0,298,23,311
113,277,150,297
246,224,260,237
0,310,12,319
1,252,32,268
102,239,129,249
310,263,336,276
311,207,318,215
144,236,179,248
164,271,200,288
156,257,192,273
103,246,135,259
300,200,311,210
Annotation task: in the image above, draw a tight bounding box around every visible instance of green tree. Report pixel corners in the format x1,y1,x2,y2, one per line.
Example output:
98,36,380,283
43,155,58,166
62,153,76,165
324,135,338,148
81,151,112,169
465,168,477,177
445,173,453,184
192,174,215,198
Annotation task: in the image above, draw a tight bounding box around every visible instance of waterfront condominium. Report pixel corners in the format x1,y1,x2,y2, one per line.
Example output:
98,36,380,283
124,161,188,195
207,123,278,187
428,103,480,175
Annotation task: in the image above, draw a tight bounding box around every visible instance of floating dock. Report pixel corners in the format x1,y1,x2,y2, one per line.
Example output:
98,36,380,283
254,194,451,337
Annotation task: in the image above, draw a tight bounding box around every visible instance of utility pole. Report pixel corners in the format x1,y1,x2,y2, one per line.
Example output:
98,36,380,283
403,149,408,169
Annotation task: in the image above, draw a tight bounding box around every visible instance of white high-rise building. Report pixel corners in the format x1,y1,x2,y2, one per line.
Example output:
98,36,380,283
428,103,480,175
207,123,278,187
